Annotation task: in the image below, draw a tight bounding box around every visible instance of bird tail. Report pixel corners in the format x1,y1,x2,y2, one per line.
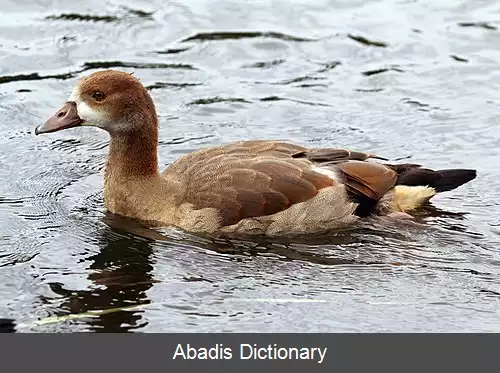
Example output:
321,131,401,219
391,168,476,212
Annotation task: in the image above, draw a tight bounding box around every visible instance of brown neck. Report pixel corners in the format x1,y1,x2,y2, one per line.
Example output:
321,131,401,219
106,128,159,179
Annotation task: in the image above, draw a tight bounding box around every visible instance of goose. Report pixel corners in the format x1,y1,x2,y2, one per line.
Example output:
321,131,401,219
35,70,476,237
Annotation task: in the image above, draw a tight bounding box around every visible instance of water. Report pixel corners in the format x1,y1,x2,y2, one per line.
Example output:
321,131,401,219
0,0,499,332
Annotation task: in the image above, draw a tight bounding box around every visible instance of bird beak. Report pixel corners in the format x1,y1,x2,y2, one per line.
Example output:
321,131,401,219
34,101,84,135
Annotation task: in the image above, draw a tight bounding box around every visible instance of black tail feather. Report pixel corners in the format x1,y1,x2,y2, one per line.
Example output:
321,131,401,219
0,318,17,333
432,169,477,192
397,168,476,193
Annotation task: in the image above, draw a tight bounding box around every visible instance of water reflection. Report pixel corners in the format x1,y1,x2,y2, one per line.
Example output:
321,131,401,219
44,214,157,332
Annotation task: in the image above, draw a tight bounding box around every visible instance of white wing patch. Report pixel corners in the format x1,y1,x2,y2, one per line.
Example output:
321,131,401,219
312,166,339,182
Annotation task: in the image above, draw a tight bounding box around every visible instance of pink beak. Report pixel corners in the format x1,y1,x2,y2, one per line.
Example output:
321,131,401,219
35,101,84,135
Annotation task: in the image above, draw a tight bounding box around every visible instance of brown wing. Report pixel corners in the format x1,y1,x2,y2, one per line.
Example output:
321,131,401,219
164,140,392,226
178,158,334,226
337,160,397,201
292,148,388,162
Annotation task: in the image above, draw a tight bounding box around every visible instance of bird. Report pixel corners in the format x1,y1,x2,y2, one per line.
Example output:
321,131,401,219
34,70,476,237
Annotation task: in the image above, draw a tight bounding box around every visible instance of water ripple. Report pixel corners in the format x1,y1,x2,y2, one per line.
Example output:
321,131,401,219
347,34,390,47
182,31,318,43
1,0,499,333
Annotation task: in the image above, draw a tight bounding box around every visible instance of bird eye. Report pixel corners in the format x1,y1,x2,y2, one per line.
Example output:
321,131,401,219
92,91,105,101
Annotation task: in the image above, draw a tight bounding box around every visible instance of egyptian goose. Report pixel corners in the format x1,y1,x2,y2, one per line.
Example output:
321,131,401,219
35,70,476,237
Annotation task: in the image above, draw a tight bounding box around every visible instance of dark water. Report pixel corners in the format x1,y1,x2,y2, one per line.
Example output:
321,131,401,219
1,0,499,332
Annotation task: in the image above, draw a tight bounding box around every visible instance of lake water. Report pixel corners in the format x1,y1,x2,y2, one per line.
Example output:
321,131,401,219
0,0,499,332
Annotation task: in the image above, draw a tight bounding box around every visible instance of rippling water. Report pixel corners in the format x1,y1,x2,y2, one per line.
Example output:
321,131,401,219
1,0,499,332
